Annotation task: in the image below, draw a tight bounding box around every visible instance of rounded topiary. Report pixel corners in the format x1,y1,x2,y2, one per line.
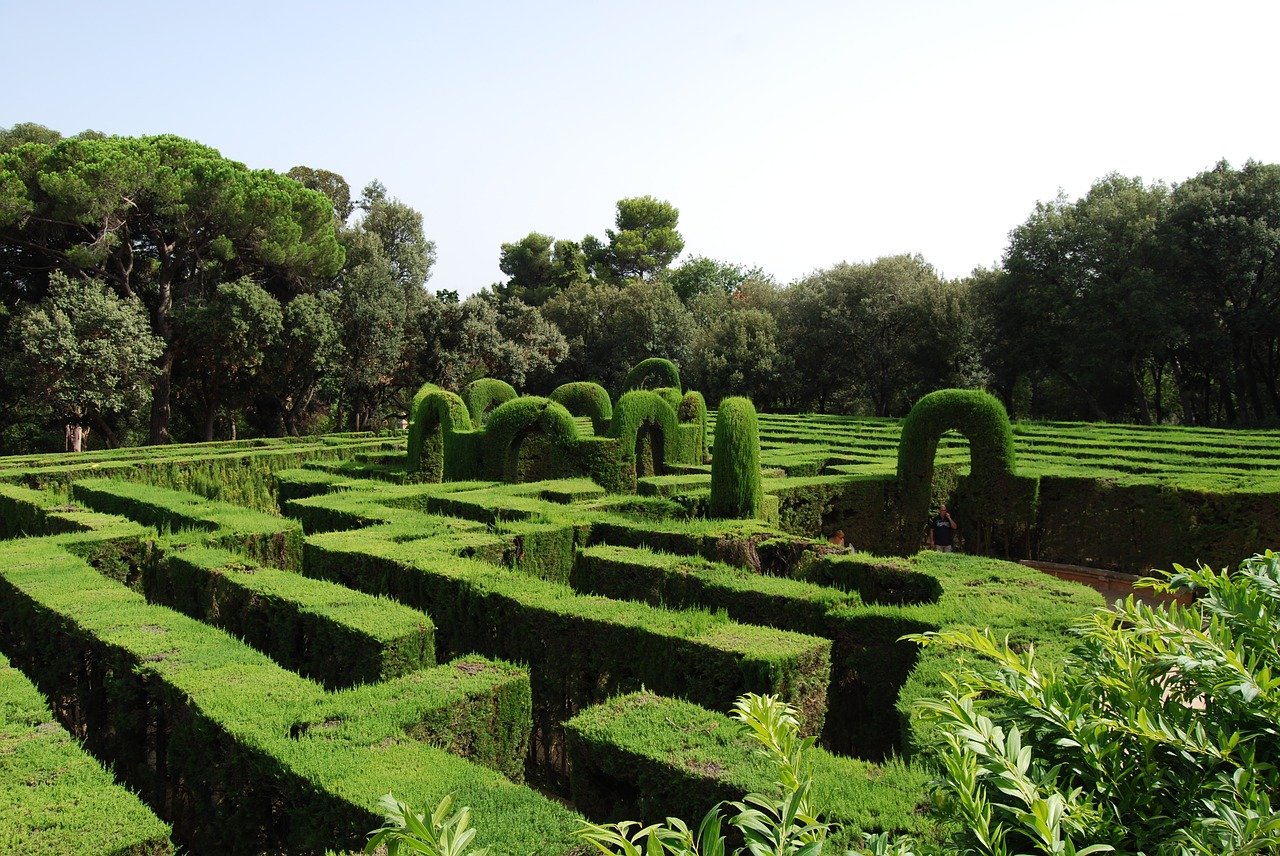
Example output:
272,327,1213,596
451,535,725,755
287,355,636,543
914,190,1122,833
463,378,518,427
407,383,474,480
896,388,1017,528
549,382,613,435
623,358,681,393
709,396,763,519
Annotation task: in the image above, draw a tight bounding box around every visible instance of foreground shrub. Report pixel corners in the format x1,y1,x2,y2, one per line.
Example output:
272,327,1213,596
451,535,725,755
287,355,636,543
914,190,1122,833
577,693,833,855
365,793,488,856
885,551,1280,855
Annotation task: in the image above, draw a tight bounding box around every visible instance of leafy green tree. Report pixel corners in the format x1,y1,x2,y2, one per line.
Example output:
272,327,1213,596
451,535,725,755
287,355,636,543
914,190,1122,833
0,122,63,152
493,232,589,306
329,181,438,429
333,246,408,430
1159,160,1280,425
665,257,765,303
256,291,344,436
687,287,783,407
541,278,695,393
781,255,971,415
3,273,162,450
357,180,436,295
587,196,685,282
0,132,345,442
173,277,283,441
410,294,566,391
992,174,1174,422
287,165,354,222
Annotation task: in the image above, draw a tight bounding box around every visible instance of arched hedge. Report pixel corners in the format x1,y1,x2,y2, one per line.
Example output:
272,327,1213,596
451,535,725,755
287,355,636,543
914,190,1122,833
549,382,613,435
609,391,680,476
463,378,518,427
896,389,1036,547
482,397,582,482
709,397,763,519
678,391,708,462
407,384,474,481
623,358,681,393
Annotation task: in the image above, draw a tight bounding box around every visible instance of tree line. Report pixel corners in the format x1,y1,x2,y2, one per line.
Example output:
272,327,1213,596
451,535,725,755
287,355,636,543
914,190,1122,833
1,122,1278,453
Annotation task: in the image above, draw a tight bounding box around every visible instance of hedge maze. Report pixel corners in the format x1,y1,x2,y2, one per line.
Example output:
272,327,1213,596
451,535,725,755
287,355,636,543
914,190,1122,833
751,394,1280,571
0,375,1271,853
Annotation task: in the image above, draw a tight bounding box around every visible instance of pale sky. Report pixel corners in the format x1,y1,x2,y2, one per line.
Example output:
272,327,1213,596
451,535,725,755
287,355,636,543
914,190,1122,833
4,1,1278,294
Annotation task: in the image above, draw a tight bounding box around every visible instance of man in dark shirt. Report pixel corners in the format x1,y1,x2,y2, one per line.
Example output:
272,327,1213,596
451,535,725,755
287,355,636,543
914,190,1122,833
928,504,957,552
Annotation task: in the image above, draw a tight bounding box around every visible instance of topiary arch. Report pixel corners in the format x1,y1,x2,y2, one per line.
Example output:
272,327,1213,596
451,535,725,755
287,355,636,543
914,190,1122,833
481,397,583,483
463,378,518,427
896,389,1036,549
549,382,613,435
608,391,680,478
407,384,474,481
622,358,681,393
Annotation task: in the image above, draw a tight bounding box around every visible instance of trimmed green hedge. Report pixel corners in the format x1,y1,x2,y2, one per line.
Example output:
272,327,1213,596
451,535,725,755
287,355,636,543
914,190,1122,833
609,390,683,478
678,390,709,462
565,692,933,844
0,650,174,855
623,357,681,392
549,381,613,435
0,535,575,854
0,435,395,514
463,378,518,427
144,542,436,689
710,397,763,519
70,479,304,571
481,396,581,482
407,383,477,481
302,530,834,774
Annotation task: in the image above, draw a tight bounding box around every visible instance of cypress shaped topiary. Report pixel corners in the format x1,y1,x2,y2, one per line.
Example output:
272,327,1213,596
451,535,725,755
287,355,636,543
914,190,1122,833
709,397,763,519
549,382,613,435
622,358,681,393
462,378,518,427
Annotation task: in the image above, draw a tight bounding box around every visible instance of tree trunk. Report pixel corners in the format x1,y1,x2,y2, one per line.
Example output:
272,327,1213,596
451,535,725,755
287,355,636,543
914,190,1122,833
148,276,175,445
202,406,217,442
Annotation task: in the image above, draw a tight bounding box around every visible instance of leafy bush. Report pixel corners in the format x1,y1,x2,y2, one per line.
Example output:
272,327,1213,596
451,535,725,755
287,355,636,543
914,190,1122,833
366,793,488,856
577,693,834,855
878,551,1280,855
